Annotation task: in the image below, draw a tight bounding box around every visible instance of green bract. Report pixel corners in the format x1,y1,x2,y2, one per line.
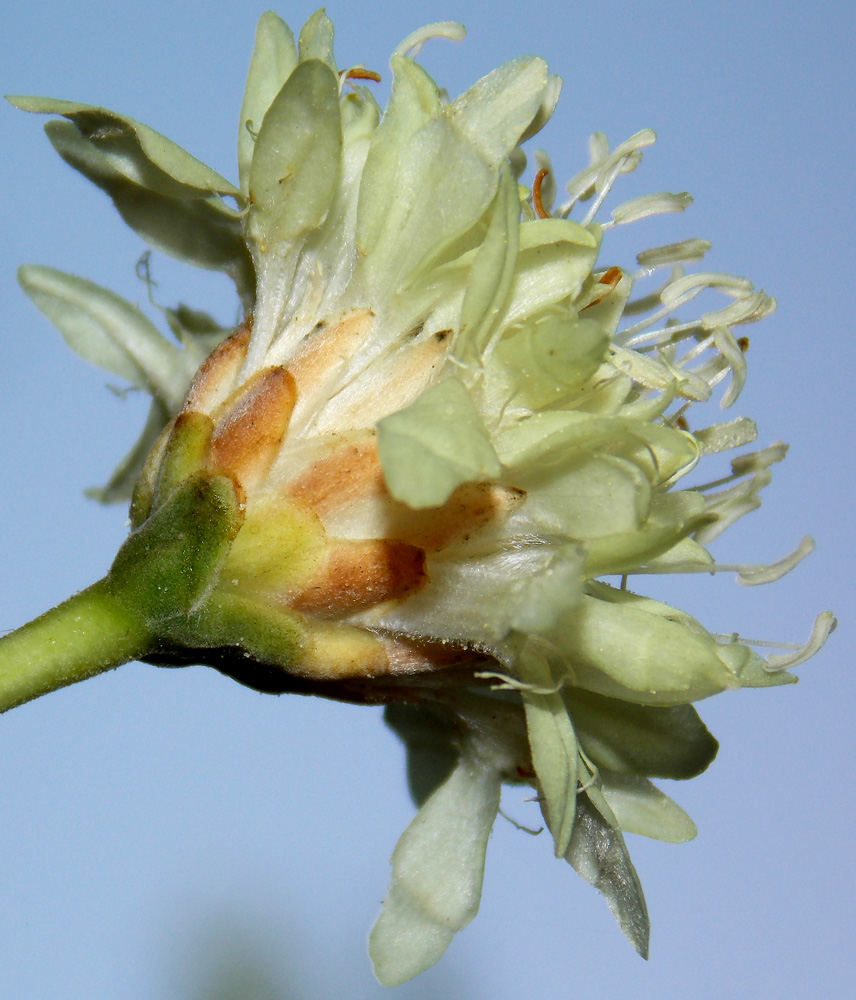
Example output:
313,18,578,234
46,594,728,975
5,8,835,987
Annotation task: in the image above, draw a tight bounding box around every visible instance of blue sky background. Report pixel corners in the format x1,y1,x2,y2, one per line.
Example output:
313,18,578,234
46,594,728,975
1,1,853,997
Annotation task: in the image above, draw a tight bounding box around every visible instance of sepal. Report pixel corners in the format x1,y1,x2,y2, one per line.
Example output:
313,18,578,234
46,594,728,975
108,473,244,625
370,728,503,985
565,689,719,780
42,119,254,301
562,791,650,958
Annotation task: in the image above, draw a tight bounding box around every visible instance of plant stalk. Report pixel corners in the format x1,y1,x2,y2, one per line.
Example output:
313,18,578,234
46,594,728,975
0,579,152,713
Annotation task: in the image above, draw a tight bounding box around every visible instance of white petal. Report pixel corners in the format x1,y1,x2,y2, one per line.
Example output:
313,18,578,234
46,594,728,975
369,745,501,985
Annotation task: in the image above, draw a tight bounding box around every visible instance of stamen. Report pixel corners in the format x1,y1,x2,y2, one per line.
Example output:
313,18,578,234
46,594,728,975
669,363,714,402
532,167,550,219
695,490,762,542
561,129,655,218
393,21,466,59
609,191,692,226
712,616,837,674
737,535,815,585
688,472,738,493
695,463,773,501
731,442,788,475
666,400,691,427
715,329,747,406
693,416,758,456
675,330,717,365
636,239,712,270
609,345,674,390
581,130,657,224
340,66,382,83
621,271,758,345
763,612,837,671
619,303,692,343
498,807,544,835
686,354,733,396
558,132,609,214
621,318,704,349
626,536,815,585
619,273,765,407
580,157,627,226
623,265,684,317
475,670,566,695
582,266,623,309
701,291,774,330
661,272,755,310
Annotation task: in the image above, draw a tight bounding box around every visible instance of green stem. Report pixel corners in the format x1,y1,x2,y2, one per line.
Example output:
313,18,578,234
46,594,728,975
0,579,153,713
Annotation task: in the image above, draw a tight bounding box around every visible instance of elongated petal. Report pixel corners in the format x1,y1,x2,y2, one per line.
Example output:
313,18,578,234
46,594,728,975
600,770,698,843
384,703,459,807
554,588,740,704
564,792,650,958
8,95,240,198
497,410,698,487
519,647,578,856
565,688,718,779
247,59,343,251
297,9,336,68
377,377,501,508
238,12,298,193
450,56,548,166
44,120,254,302
18,265,188,410
509,454,650,540
369,744,501,986
356,55,442,256
458,165,520,359
500,219,598,327
763,611,837,670
357,113,497,296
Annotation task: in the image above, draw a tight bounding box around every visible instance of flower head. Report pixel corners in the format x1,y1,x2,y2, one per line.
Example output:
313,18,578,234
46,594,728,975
8,9,835,985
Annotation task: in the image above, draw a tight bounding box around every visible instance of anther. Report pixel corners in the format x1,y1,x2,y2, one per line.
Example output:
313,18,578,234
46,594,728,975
582,266,623,309
532,167,550,219
341,67,382,83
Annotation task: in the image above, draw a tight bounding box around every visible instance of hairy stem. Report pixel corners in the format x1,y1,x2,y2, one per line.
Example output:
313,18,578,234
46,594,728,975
0,580,152,713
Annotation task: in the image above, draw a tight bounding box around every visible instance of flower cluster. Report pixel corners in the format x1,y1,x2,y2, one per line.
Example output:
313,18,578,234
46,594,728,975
7,10,834,985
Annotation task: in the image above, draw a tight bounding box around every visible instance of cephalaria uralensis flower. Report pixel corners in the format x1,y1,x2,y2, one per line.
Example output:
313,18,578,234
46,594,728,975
4,10,835,985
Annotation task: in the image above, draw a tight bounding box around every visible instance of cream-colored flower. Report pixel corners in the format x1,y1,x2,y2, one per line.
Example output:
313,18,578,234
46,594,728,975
6,10,834,985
